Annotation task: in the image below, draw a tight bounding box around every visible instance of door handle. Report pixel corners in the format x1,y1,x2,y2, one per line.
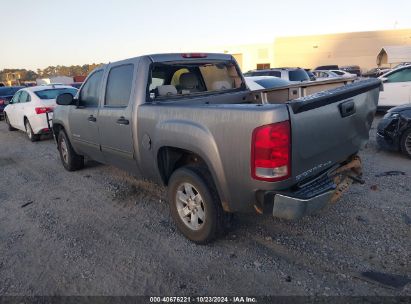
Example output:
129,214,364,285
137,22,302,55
88,115,97,122
339,100,356,118
116,117,129,125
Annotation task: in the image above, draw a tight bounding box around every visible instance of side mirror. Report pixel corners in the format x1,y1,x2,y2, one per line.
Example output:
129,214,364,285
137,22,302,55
380,77,388,83
56,93,75,105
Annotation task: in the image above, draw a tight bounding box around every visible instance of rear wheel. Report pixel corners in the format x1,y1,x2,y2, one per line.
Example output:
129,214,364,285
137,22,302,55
58,130,84,171
167,166,228,244
25,119,39,142
4,113,16,131
400,128,411,158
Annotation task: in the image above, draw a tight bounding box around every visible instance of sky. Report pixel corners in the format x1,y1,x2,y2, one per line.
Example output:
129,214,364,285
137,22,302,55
1,0,411,70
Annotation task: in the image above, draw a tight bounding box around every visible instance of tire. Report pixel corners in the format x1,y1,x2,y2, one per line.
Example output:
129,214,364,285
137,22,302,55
57,130,84,171
400,128,411,158
4,113,16,131
167,165,228,244
25,119,39,142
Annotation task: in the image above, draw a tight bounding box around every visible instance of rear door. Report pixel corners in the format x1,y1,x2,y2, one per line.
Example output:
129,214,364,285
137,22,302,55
98,63,135,171
287,79,381,183
379,67,411,107
68,70,104,160
16,91,31,130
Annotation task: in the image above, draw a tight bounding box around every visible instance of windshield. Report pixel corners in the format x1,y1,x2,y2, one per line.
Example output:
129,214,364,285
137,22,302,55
288,70,310,82
255,78,289,88
34,88,78,100
149,61,244,99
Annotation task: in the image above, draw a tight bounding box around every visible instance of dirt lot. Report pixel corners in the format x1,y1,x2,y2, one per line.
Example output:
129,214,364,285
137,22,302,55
0,115,410,296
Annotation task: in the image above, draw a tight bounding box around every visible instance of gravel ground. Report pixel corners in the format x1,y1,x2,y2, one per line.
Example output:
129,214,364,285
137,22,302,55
0,115,410,296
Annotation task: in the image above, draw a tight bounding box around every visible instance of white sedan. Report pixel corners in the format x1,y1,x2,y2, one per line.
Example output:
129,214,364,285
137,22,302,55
4,85,77,141
378,65,411,109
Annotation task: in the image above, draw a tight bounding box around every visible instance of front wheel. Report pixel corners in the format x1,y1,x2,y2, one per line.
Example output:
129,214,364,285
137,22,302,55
4,113,16,131
400,128,411,158
167,166,228,244
58,130,84,171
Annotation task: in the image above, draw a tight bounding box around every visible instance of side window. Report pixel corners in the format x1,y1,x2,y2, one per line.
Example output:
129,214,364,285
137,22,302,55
386,68,411,83
11,91,21,103
79,70,103,107
19,91,30,103
105,64,134,107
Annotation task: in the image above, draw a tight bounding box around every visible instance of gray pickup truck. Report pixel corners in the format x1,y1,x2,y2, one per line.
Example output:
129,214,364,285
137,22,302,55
53,53,381,243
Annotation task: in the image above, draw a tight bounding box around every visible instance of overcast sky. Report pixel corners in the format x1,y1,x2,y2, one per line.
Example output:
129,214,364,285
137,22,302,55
1,0,411,70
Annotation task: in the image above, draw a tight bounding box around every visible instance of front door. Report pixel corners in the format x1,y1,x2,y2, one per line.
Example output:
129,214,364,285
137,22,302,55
98,63,136,172
7,91,22,128
68,69,104,161
379,67,411,107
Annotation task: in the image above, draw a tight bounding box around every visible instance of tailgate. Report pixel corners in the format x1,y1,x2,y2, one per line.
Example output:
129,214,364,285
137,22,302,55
287,79,381,182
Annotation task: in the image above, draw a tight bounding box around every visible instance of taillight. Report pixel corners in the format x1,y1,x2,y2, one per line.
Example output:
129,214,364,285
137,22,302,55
35,107,53,114
251,121,291,182
181,53,207,58
0,99,5,105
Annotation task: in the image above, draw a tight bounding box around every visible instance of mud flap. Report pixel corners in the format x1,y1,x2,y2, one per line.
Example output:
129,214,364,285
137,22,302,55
330,155,363,203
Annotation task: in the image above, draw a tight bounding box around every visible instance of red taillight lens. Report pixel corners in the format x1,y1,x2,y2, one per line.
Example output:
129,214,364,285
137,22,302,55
251,121,291,182
181,53,207,58
35,107,53,114
0,99,5,105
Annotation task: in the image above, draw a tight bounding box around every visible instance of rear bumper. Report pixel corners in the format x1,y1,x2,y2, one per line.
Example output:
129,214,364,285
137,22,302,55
272,190,334,220
255,156,362,220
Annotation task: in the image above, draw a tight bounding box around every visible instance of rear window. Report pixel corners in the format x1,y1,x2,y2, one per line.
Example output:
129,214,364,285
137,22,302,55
34,88,78,100
149,61,244,99
288,70,310,82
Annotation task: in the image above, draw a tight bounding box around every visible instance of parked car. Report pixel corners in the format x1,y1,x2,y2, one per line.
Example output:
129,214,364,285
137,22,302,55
244,68,310,83
378,65,411,110
304,69,316,81
4,85,77,141
314,65,339,71
245,76,291,90
393,62,411,69
0,86,24,120
341,65,361,76
329,70,357,78
363,67,391,78
52,53,380,244
377,104,411,158
311,70,340,80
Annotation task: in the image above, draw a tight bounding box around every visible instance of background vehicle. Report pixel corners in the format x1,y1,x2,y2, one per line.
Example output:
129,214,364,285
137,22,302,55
245,76,291,90
52,53,380,244
312,70,341,80
363,67,391,78
329,70,357,78
0,86,24,120
378,65,411,110
70,82,83,89
341,65,362,76
4,85,77,141
314,65,339,71
304,69,316,81
377,104,411,158
244,67,310,82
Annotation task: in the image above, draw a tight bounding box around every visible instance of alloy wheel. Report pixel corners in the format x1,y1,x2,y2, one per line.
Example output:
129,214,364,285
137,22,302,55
176,182,206,231
25,121,32,139
405,133,411,155
60,137,69,164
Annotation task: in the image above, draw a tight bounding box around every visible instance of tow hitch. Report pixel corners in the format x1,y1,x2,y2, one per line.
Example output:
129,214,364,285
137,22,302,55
330,155,363,203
